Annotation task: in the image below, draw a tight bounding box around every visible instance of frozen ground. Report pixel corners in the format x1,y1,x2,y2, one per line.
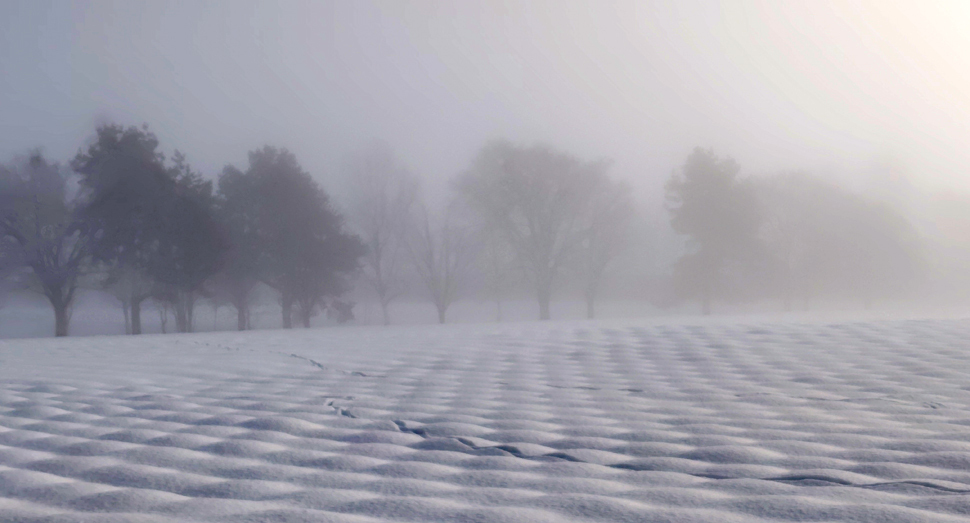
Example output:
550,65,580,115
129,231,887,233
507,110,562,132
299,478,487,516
3,318,970,521
7,287,965,338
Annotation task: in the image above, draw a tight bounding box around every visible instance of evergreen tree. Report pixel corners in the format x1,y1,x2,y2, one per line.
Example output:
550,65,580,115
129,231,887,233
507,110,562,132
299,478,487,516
665,148,762,314
240,146,364,328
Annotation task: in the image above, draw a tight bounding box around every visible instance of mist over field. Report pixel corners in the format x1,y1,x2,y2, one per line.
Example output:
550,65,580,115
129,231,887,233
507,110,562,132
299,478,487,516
10,5,970,523
3,0,970,337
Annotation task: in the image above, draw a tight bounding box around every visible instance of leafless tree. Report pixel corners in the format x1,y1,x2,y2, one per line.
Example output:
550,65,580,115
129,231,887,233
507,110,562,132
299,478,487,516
479,224,514,322
156,298,170,333
345,142,418,325
754,173,824,310
456,141,607,320
0,236,21,313
576,175,635,319
408,200,476,324
0,153,89,336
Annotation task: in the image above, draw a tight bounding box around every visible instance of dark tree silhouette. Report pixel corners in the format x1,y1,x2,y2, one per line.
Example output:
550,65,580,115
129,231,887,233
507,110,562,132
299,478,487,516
151,151,226,332
245,146,364,328
73,124,225,333
456,141,607,320
213,165,262,330
72,124,171,334
0,153,89,336
665,148,761,314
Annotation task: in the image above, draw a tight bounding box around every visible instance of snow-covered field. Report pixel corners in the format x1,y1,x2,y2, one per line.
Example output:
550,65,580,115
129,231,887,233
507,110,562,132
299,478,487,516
3,318,970,522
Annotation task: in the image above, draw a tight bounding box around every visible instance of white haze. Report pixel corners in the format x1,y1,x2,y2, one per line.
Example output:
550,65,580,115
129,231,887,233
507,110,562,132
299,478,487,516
3,1,970,332
4,1,970,198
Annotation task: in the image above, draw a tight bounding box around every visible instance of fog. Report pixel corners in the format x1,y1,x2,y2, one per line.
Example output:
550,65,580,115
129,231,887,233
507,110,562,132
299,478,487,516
8,1,970,191
3,1,970,336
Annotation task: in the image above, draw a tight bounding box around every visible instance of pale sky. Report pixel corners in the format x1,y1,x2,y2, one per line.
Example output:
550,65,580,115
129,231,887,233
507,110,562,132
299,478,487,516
3,0,970,201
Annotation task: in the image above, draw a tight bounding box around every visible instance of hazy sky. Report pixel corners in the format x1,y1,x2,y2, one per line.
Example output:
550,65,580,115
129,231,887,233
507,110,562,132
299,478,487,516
3,0,970,201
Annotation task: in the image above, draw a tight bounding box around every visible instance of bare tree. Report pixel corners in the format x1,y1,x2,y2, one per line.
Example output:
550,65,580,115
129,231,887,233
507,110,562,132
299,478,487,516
456,141,606,320
0,153,89,336
345,142,418,325
576,175,635,319
0,235,22,314
754,173,829,310
408,200,476,324
479,224,514,321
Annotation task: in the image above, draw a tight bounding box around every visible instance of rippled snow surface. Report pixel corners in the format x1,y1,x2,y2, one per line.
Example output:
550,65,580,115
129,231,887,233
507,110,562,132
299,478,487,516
3,318,970,522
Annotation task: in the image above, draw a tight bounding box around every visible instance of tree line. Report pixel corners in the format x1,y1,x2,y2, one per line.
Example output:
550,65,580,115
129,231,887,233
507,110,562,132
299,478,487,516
0,125,922,337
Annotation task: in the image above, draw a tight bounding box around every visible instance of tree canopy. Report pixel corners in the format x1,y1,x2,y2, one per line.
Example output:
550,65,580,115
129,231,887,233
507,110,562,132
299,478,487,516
665,147,762,314
456,141,612,320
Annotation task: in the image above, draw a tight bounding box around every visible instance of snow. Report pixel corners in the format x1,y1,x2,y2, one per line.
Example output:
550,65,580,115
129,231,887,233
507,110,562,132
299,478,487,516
2,318,970,521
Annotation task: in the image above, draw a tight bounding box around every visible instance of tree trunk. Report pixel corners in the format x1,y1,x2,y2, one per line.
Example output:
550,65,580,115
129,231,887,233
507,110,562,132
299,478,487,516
436,304,447,324
53,302,69,337
174,300,188,333
537,285,551,321
186,294,195,332
122,300,131,335
302,307,311,328
380,301,390,326
236,304,248,331
231,283,251,331
701,266,714,315
131,299,143,335
281,297,293,329
172,292,192,333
